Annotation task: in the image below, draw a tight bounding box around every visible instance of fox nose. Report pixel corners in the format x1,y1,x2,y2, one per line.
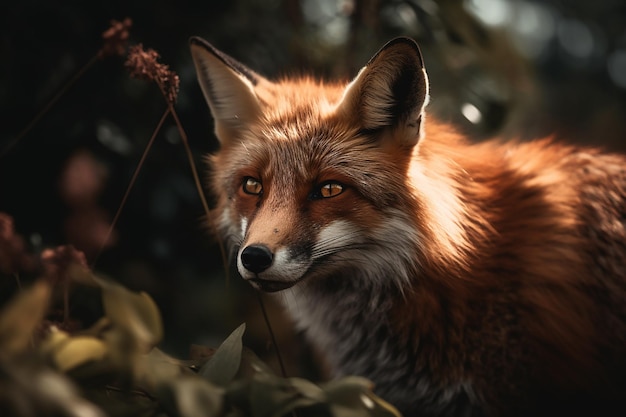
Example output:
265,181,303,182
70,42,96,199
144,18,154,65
241,244,273,273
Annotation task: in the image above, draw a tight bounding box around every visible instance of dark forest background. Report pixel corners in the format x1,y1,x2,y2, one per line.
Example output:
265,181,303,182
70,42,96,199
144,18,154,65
1,0,626,383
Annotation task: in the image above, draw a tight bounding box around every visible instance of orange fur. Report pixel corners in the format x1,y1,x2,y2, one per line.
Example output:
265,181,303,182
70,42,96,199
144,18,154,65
190,36,626,416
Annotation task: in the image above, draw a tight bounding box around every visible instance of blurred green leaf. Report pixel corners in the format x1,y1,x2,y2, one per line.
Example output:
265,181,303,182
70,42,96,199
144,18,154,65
199,323,245,387
323,377,401,417
322,376,372,407
138,347,186,392
100,324,142,385
163,375,224,417
239,346,276,377
96,276,163,350
249,373,324,417
0,360,108,417
0,280,51,356
82,385,159,417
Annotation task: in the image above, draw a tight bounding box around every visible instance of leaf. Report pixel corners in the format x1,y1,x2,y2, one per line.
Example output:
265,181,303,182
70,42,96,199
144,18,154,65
189,344,216,361
239,346,275,377
39,326,70,357
1,363,107,417
323,377,402,417
138,347,186,392
0,280,51,356
100,324,142,381
199,323,245,387
53,336,109,372
351,393,402,417
163,375,224,417
322,376,372,407
81,384,158,417
288,378,325,400
97,276,163,349
249,374,324,417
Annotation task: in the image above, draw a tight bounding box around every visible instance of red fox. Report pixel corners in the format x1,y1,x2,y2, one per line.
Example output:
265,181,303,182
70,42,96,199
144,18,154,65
189,36,626,417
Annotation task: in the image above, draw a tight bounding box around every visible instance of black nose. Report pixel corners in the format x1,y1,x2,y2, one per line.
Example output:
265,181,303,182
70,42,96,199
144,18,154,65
241,245,273,273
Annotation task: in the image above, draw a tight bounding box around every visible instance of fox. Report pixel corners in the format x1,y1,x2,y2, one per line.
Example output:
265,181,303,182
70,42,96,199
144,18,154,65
189,36,626,417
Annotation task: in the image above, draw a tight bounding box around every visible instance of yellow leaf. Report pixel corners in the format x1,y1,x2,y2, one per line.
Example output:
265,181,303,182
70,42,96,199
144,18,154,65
0,280,51,356
40,326,70,357
54,336,108,372
97,276,164,349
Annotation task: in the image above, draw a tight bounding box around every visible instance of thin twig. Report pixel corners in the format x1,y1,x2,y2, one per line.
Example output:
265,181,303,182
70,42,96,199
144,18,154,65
124,43,230,278
256,291,288,378
1,54,100,158
91,107,171,268
167,103,230,281
13,273,21,289
2,18,131,159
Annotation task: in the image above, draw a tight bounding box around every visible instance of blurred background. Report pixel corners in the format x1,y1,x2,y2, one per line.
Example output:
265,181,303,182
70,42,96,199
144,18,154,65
1,0,626,378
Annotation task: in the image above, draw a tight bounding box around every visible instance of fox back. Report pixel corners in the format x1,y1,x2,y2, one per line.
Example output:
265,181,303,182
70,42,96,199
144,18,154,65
190,37,626,417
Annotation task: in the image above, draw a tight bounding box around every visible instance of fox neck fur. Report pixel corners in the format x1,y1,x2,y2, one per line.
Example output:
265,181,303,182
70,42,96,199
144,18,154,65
190,36,626,417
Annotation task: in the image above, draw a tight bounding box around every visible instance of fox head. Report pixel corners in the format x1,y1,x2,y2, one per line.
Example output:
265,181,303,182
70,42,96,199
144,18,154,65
190,37,430,293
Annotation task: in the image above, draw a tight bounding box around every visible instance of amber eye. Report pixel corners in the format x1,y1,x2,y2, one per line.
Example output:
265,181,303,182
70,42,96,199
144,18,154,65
314,181,344,199
242,177,263,195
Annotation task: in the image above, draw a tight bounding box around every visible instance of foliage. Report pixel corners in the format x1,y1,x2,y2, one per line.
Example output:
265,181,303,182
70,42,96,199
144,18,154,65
0,262,401,417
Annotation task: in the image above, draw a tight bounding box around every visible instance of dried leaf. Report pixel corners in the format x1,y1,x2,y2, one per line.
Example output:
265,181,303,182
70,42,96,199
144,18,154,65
324,377,401,417
0,280,51,356
0,362,107,417
101,324,140,380
164,375,224,417
40,326,70,357
249,374,323,417
322,376,372,407
138,347,186,391
240,346,275,377
97,276,163,349
53,336,108,372
199,323,245,386
189,344,216,361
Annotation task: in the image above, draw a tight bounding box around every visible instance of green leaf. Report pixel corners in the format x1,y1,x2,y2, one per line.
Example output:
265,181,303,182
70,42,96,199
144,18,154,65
199,323,246,386
0,280,51,356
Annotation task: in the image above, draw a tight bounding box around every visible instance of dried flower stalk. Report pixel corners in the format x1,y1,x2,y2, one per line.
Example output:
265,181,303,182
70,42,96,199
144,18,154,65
100,18,132,58
41,245,88,286
125,44,180,104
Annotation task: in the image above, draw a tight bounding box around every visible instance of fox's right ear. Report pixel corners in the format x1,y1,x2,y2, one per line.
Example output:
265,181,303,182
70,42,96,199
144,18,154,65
189,37,265,142
337,37,429,148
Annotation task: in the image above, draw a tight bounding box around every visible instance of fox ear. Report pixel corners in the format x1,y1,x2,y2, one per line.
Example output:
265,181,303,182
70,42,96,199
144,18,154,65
189,37,264,142
338,37,429,147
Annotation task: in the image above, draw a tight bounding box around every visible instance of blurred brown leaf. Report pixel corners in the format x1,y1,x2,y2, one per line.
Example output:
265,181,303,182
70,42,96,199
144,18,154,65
0,280,51,356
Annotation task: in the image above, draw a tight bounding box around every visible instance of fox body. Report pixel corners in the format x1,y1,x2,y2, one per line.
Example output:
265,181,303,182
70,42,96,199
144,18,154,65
190,37,626,416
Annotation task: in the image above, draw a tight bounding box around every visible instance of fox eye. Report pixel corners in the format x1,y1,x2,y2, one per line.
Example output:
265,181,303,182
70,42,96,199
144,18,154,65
242,177,263,195
313,181,344,199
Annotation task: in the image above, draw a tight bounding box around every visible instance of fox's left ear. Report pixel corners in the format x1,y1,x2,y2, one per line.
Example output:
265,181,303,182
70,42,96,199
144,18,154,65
338,37,429,147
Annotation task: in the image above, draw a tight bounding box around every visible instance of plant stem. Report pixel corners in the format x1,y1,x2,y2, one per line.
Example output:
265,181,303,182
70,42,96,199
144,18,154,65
91,107,171,268
256,291,289,378
165,99,230,281
1,54,100,158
